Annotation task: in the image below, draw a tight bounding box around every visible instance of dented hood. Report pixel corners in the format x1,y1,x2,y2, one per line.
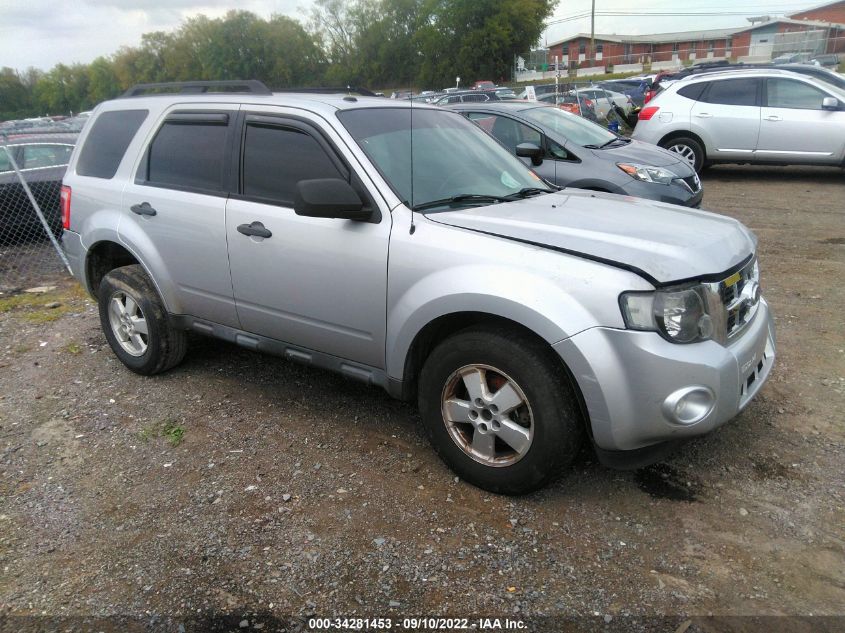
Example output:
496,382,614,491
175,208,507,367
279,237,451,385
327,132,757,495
427,189,755,285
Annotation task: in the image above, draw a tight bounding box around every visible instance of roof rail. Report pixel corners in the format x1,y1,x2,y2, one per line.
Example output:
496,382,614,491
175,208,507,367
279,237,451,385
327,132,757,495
272,86,380,97
120,80,272,98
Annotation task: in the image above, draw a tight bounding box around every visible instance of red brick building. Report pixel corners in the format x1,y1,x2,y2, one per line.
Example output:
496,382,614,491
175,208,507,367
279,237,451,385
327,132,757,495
545,0,845,68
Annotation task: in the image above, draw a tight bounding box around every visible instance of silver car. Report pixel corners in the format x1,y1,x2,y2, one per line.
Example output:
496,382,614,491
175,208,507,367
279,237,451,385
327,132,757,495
633,68,845,172
60,81,774,494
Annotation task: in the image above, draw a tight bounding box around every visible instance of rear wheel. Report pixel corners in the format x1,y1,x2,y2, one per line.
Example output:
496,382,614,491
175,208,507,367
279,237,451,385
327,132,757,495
418,325,584,495
660,136,705,173
98,265,186,375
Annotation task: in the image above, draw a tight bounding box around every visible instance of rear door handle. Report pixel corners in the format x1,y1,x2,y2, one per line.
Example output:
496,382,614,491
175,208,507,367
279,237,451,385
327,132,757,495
764,115,782,122
130,202,157,216
694,113,713,118
237,221,272,239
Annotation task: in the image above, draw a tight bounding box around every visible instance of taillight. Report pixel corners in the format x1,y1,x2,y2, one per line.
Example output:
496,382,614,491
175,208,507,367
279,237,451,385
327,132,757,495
585,98,593,108
60,185,71,230
644,89,656,104
638,106,660,120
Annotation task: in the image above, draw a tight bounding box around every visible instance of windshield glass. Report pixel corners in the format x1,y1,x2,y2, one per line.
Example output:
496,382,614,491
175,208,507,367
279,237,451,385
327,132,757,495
338,107,543,210
521,106,616,147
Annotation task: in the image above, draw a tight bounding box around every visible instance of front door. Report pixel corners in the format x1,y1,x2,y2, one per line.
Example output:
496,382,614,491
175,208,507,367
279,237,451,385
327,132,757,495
692,78,762,161
756,77,844,163
225,113,391,368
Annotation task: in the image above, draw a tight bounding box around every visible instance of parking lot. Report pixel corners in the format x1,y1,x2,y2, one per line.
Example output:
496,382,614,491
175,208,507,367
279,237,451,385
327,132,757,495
1,165,843,630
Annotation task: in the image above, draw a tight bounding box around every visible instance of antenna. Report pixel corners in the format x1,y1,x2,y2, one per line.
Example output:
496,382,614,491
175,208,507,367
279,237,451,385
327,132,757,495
409,93,416,235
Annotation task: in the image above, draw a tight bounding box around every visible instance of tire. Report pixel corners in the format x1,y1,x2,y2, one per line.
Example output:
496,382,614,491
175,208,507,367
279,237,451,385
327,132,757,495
660,136,705,173
418,325,584,495
98,264,187,375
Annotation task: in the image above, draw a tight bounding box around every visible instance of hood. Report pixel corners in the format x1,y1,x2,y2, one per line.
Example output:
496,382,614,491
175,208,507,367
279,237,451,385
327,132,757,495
588,139,691,172
427,190,755,285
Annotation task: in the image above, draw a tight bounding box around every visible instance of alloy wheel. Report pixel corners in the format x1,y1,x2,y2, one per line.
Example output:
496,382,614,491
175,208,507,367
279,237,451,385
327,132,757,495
107,291,149,357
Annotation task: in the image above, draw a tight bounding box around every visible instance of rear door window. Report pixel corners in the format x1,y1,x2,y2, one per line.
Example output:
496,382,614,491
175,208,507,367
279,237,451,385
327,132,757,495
701,79,759,106
22,144,74,169
144,113,229,193
677,83,708,101
77,109,148,179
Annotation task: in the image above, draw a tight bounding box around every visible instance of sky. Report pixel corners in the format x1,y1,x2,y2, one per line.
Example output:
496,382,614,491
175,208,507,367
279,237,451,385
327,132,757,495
0,0,830,72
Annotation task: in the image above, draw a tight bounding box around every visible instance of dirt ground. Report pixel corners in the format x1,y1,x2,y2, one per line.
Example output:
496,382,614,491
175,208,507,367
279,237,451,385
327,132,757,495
1,166,843,632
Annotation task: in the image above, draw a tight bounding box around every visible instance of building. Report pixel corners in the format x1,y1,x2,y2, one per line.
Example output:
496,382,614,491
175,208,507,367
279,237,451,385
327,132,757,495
544,0,845,69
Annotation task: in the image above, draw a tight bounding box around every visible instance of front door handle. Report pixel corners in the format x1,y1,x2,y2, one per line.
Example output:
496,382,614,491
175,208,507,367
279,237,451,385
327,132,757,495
130,202,157,216
764,115,782,122
237,221,272,239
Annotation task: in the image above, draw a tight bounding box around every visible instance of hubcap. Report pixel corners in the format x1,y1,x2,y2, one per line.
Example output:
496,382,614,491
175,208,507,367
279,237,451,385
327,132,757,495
441,364,534,467
667,143,697,167
107,291,149,357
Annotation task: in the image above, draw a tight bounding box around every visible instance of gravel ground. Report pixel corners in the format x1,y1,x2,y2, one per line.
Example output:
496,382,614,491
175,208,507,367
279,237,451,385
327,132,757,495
1,165,843,633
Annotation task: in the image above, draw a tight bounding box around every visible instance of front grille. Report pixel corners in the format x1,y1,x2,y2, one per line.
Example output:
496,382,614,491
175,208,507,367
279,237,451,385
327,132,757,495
708,257,760,342
707,258,760,343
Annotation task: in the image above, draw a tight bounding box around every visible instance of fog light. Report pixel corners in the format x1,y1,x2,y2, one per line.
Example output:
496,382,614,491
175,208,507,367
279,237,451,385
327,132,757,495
662,386,716,425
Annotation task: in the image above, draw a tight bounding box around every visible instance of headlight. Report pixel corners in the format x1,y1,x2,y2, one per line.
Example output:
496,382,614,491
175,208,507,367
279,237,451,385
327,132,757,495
617,163,677,185
620,285,714,344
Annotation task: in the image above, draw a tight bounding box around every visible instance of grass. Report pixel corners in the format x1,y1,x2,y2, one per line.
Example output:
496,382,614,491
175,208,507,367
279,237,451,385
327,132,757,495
0,283,88,324
64,342,82,354
138,419,186,447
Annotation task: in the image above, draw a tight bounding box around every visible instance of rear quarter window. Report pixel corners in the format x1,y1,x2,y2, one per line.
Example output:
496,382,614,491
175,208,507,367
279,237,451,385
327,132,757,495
677,83,708,101
76,109,148,179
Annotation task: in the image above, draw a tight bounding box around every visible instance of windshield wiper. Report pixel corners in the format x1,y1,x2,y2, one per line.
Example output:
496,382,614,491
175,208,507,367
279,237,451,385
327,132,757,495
599,136,631,148
412,193,510,212
503,187,556,200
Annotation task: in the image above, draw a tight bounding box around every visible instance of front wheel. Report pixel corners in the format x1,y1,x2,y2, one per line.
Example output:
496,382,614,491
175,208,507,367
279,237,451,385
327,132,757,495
418,326,584,495
660,136,705,173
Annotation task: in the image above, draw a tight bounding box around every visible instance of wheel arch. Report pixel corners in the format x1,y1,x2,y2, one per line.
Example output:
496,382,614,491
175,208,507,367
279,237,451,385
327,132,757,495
658,129,708,155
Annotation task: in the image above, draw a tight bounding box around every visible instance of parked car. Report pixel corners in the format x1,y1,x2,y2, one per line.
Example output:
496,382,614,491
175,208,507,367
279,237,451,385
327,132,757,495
1,133,77,245
450,101,702,207
598,79,650,107
633,69,845,172
433,89,511,105
473,80,497,90
570,87,633,119
810,53,841,68
536,92,599,121
654,61,845,92
773,53,811,65
61,80,773,494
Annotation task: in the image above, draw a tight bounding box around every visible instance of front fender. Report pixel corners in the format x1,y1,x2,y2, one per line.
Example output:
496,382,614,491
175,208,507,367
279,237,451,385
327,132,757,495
386,263,625,381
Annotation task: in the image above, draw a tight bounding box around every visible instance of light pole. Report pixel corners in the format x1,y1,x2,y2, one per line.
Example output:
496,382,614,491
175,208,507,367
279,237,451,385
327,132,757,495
590,0,596,65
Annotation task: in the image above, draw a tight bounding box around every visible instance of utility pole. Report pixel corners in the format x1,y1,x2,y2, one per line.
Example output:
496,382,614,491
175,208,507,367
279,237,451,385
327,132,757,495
590,0,596,65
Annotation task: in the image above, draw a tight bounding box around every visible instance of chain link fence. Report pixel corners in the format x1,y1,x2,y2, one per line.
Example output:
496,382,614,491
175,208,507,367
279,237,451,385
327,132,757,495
0,131,75,292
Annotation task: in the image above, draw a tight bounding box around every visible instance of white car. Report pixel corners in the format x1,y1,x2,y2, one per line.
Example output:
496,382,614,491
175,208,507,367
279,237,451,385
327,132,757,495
570,87,633,119
632,68,845,172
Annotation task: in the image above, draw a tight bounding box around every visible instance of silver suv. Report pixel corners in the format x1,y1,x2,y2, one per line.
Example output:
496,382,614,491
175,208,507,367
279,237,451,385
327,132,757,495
633,68,845,172
61,81,775,494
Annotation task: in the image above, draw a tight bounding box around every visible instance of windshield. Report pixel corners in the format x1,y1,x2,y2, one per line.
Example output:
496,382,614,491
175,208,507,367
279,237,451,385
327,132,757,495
338,107,543,210
521,106,616,147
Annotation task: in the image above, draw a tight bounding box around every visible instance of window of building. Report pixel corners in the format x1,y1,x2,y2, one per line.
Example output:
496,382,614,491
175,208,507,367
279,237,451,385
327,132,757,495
242,123,344,206
146,115,229,192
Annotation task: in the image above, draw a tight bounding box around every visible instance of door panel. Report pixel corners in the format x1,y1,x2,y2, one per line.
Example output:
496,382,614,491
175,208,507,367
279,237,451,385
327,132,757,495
225,116,390,368
121,107,239,327
692,78,761,160
756,78,844,162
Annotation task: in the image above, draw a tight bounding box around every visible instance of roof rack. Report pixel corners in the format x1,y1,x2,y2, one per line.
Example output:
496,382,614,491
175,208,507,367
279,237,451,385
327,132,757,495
272,86,380,97
120,80,272,98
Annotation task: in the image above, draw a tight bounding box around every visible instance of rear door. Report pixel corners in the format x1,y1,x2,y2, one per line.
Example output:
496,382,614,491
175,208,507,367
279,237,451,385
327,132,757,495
691,78,762,160
122,106,240,327
225,112,391,368
756,77,845,163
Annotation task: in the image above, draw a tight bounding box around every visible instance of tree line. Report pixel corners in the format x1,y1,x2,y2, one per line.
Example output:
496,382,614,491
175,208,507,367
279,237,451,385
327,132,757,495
1,0,555,120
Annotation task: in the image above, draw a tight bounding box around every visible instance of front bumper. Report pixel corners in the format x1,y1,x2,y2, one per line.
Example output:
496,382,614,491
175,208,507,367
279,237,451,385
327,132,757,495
554,298,775,451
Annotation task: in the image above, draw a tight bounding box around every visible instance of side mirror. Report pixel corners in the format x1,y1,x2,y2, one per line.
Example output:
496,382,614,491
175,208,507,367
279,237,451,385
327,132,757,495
822,96,840,111
516,142,544,166
294,178,370,221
